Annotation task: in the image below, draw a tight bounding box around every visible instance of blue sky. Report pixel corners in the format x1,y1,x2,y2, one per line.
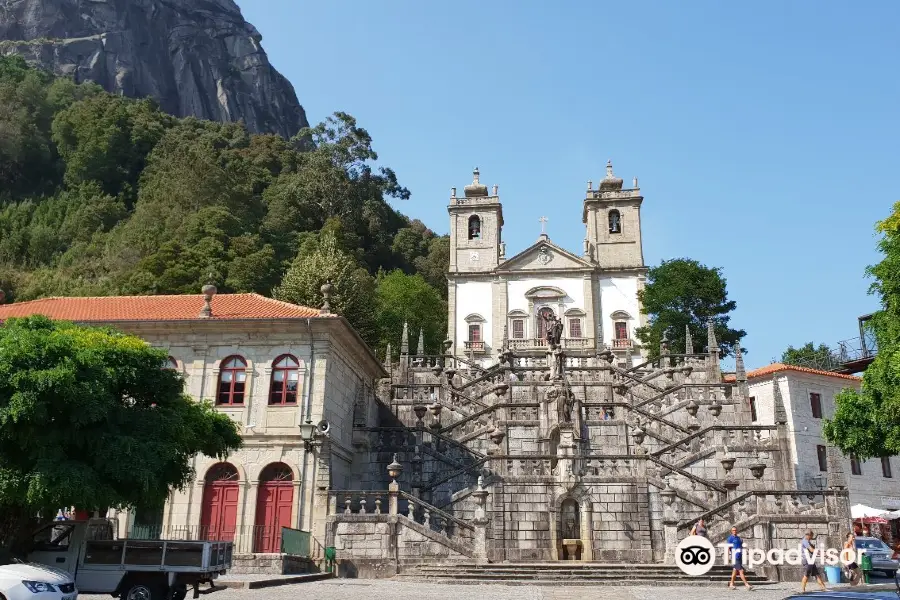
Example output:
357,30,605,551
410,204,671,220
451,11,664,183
239,0,898,369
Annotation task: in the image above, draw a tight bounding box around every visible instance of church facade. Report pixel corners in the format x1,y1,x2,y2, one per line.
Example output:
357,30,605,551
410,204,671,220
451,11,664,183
448,162,646,368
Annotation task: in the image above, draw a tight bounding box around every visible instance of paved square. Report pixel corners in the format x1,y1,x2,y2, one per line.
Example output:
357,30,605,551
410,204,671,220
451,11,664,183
79,579,814,600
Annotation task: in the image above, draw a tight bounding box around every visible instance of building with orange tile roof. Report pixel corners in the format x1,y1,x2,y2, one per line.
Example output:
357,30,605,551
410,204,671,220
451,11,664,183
0,287,384,572
740,362,900,513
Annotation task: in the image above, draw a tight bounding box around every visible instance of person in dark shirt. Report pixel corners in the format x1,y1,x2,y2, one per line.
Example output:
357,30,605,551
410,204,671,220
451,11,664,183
726,526,754,590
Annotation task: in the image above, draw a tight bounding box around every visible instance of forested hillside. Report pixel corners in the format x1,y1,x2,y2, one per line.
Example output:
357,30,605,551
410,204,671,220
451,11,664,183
0,56,448,356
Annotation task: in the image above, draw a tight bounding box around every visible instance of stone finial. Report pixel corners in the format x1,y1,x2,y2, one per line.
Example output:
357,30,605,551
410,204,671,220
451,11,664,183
772,375,787,425
499,241,506,259
600,159,624,191
451,187,456,198
199,282,217,318
320,279,333,315
660,329,670,356
416,327,425,356
587,180,593,191
492,184,498,195
583,238,589,255
735,344,746,383
684,324,693,353
464,167,488,197
384,343,392,366
706,319,718,355
400,321,409,355
633,176,639,188
625,350,634,369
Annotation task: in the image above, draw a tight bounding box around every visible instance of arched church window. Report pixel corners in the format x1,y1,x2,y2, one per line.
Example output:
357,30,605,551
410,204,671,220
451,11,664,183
608,209,621,234
468,215,481,240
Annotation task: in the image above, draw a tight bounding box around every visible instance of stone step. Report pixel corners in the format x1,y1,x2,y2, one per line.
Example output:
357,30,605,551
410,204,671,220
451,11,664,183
401,563,771,586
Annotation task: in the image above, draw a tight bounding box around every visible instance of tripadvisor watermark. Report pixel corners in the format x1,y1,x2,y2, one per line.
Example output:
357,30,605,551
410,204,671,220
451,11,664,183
675,535,866,576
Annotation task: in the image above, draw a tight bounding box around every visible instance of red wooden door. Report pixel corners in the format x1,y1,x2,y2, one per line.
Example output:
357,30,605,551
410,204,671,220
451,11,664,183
254,483,293,553
200,482,238,541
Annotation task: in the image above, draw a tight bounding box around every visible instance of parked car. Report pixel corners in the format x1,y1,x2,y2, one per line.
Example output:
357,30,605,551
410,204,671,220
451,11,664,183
856,536,900,577
0,559,77,600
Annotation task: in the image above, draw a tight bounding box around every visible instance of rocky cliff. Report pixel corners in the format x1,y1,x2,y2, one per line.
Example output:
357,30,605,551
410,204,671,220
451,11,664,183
0,0,309,138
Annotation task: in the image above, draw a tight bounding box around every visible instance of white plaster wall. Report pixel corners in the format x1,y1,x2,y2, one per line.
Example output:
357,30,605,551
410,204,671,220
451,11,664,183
455,280,493,351
506,276,587,338
598,276,640,344
752,372,900,508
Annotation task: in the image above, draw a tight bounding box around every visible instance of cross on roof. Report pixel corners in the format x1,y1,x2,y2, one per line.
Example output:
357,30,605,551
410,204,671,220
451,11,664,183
539,216,548,234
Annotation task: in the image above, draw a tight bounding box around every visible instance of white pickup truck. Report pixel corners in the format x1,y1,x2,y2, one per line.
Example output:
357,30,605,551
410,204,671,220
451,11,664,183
24,519,232,600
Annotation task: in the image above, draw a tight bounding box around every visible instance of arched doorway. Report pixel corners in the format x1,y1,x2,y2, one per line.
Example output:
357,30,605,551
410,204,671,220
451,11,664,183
560,498,582,560
254,463,294,553
200,463,239,541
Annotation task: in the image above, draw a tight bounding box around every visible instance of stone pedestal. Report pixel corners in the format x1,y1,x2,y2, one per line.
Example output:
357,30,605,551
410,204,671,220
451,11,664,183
663,519,679,564
562,539,582,561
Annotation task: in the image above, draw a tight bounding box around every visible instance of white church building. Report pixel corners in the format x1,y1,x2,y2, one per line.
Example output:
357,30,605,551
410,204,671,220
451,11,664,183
447,161,647,367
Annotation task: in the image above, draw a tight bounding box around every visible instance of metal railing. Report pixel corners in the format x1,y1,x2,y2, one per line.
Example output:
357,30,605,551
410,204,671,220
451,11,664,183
126,524,309,555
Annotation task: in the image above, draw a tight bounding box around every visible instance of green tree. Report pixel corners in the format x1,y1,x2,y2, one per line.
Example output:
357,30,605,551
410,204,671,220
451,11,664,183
781,342,835,368
824,202,900,459
274,232,376,344
636,258,746,358
374,270,447,358
52,94,173,202
0,315,242,547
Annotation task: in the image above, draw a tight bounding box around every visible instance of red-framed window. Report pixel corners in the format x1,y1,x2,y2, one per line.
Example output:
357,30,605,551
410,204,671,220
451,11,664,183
217,356,247,406
269,355,300,405
614,321,628,340
468,324,481,342
569,318,582,338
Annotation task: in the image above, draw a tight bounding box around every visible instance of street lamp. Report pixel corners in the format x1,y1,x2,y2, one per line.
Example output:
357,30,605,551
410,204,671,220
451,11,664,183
299,419,317,451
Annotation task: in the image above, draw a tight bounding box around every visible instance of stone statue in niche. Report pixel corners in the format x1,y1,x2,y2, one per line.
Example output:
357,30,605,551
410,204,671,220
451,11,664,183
561,499,579,539
543,312,564,348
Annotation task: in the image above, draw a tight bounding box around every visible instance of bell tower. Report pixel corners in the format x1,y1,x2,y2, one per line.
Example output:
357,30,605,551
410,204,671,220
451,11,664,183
582,160,644,270
448,168,504,274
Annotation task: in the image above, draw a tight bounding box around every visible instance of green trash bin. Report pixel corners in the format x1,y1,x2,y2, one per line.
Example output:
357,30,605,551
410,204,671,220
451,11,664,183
861,552,873,584
325,546,336,573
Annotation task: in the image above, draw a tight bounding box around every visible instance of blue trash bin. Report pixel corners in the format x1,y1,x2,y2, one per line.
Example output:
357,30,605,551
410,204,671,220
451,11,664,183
825,565,842,584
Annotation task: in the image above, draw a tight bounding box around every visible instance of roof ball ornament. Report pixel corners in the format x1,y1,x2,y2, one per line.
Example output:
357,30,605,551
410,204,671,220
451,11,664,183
199,281,217,319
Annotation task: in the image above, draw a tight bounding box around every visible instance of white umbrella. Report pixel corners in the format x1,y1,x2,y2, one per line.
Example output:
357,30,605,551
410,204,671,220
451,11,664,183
881,510,900,520
851,504,887,519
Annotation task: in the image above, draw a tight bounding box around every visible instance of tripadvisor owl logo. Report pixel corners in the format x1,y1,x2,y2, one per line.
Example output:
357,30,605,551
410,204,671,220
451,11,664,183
676,535,716,576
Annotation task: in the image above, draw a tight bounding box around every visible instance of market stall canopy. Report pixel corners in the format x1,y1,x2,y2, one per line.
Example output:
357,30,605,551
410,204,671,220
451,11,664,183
851,504,889,524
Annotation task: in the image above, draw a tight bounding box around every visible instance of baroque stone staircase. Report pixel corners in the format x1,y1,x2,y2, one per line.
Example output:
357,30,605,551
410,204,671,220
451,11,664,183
399,562,772,586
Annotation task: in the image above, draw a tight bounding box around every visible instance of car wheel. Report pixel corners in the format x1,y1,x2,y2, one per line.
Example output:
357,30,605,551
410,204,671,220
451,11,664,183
122,582,163,600
171,584,188,600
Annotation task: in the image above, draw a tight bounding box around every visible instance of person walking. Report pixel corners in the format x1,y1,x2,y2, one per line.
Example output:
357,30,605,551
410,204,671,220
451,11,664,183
844,532,861,586
800,530,828,593
726,526,754,590
690,518,708,538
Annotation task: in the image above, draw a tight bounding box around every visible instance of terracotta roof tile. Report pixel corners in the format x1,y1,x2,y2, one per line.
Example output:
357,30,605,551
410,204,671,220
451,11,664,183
724,363,861,383
0,293,324,322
